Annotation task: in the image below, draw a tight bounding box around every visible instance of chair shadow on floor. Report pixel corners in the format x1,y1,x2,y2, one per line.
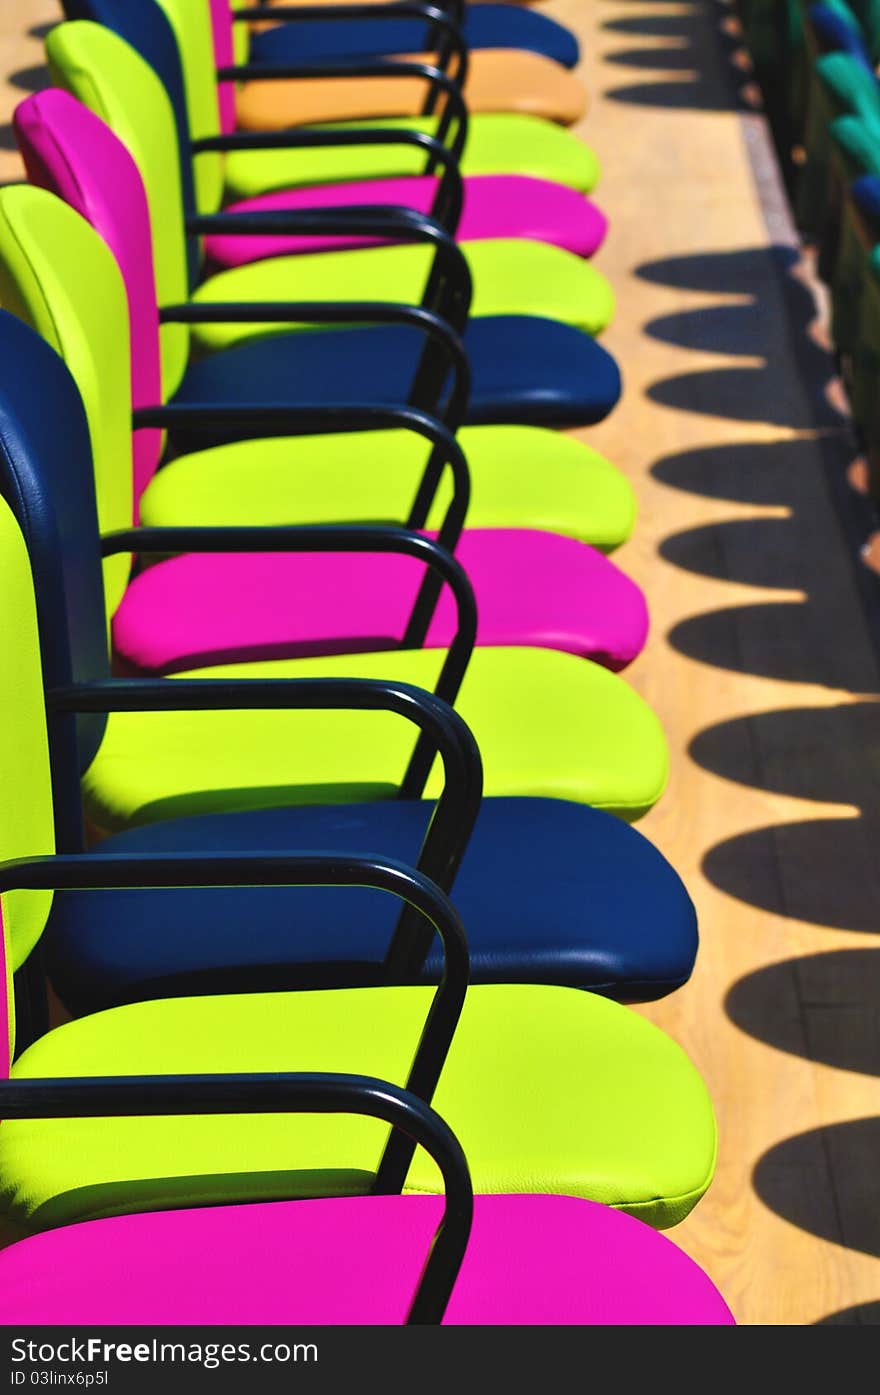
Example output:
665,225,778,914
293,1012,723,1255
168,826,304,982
600,0,757,112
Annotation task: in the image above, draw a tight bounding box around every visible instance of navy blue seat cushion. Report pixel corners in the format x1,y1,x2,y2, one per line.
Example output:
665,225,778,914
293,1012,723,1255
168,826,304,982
809,2,874,65
171,317,621,446
45,798,698,1011
250,5,580,70
852,171,880,232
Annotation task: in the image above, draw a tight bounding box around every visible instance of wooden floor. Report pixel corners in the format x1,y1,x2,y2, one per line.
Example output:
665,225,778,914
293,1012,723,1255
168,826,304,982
4,0,880,1328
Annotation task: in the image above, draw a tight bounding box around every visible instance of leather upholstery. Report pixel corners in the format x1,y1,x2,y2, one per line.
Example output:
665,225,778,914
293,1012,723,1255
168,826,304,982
0,1193,733,1324
45,796,697,1010
1,983,716,1230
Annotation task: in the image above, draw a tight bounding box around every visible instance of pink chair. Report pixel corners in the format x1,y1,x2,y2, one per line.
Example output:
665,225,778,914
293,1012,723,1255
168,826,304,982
15,89,649,675
204,0,609,266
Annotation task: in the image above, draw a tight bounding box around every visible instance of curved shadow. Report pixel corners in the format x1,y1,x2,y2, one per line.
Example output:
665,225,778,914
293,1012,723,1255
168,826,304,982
815,1302,880,1324
602,15,708,37
0,125,17,154
726,949,880,1072
755,1120,880,1258
660,518,805,589
670,603,875,686
651,440,808,507
689,703,880,799
705,819,880,932
604,79,745,110
647,367,842,427
646,303,777,357
637,247,799,292
7,65,47,94
603,45,701,71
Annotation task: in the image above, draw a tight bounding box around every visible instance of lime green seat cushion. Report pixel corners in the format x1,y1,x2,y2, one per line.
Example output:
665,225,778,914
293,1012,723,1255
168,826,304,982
816,51,880,118
82,648,668,833
138,425,637,551
223,114,602,199
190,240,615,353
1,984,716,1233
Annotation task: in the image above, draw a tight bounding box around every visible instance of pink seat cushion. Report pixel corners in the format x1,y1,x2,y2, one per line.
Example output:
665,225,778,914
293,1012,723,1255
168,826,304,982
204,175,609,265
112,529,649,673
0,1193,733,1325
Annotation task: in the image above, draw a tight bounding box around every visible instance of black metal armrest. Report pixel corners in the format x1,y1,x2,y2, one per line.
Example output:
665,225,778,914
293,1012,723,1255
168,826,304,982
191,126,464,221
0,1068,471,1322
156,298,471,427
103,521,475,670
131,400,470,551
186,203,473,338
220,56,470,135
48,674,482,966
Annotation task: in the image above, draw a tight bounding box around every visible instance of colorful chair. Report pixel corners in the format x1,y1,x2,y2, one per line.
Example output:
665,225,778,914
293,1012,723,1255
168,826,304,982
46,18,616,346
52,2,601,202
15,91,627,550
0,477,716,1231
205,0,589,129
205,0,605,261
3,140,647,671
242,0,582,69
0,309,692,1012
42,29,623,432
0,256,667,822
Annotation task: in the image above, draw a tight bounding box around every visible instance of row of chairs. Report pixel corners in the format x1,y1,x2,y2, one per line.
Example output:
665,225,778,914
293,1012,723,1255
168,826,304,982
0,0,734,1323
744,0,880,505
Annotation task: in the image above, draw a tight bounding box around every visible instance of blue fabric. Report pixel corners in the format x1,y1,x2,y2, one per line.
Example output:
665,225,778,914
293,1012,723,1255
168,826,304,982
0,313,110,844
172,317,622,441
250,5,580,69
45,798,698,1010
852,171,880,233
809,2,874,66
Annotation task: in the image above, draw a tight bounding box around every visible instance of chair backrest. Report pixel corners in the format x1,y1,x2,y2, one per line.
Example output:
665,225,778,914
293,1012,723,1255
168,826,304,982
0,186,132,641
57,0,224,218
50,12,200,294
0,310,110,809
45,21,194,392
0,313,110,1019
153,0,226,213
208,0,240,135
0,490,57,1067
15,89,166,515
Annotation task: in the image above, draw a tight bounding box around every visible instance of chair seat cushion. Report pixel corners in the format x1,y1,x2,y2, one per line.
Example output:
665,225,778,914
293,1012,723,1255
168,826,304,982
204,176,608,266
0,984,716,1232
250,5,581,68
172,316,622,430
44,796,698,1010
80,646,669,834
0,1193,733,1325
236,49,588,129
137,424,636,552
111,529,649,672
224,114,601,198
189,239,615,354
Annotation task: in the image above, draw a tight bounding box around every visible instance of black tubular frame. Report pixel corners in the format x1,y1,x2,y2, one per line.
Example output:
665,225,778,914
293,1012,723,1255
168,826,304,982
155,290,471,457
190,125,465,226
131,399,469,540
131,403,471,641
184,201,473,338
0,1070,471,1324
216,56,469,155
232,2,470,115
46,676,483,973
101,522,476,680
